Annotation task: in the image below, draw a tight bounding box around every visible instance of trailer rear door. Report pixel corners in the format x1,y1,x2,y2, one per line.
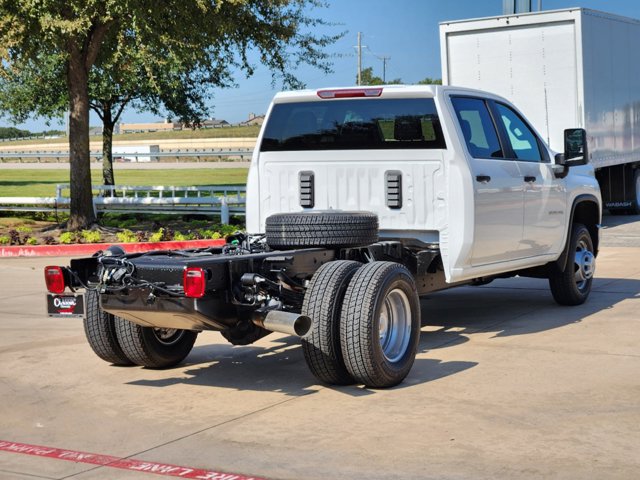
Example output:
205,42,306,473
441,15,580,153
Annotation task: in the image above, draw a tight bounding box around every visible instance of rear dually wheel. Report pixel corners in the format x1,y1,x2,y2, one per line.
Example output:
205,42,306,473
115,319,198,368
301,260,362,385
340,262,421,388
83,290,133,366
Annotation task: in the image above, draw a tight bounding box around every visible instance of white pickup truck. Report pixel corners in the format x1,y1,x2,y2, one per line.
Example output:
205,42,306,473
46,85,601,389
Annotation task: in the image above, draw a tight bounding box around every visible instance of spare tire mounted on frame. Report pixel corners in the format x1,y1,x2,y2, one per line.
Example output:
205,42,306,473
265,210,379,250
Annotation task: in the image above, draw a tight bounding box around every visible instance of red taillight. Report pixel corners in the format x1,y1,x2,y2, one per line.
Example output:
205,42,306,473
44,266,66,294
183,267,206,298
317,88,383,99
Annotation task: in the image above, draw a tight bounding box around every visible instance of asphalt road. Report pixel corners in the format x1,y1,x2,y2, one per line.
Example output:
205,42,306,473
1,216,639,479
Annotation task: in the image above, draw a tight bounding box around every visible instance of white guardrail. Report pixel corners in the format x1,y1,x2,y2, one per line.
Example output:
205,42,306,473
0,184,246,224
0,149,253,162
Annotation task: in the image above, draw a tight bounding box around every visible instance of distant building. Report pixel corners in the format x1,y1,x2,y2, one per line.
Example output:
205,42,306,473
119,121,182,133
201,118,230,128
241,113,265,126
118,118,233,133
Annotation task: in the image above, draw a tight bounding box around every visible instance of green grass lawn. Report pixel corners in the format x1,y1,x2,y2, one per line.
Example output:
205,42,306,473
0,168,249,197
0,125,261,147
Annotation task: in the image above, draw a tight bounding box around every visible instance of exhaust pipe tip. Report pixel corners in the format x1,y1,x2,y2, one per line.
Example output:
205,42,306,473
292,314,312,337
253,310,312,337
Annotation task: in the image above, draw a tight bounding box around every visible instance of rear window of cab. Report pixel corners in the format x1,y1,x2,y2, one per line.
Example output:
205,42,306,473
260,98,446,151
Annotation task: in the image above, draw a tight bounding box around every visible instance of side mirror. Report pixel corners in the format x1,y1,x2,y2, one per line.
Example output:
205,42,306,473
563,128,588,166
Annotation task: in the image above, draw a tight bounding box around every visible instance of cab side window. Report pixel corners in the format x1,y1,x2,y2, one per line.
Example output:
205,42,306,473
451,97,503,159
495,103,542,162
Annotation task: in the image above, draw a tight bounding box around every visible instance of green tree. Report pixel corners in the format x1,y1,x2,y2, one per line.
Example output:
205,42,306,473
0,1,340,229
356,70,443,87
0,127,30,139
416,77,442,85
360,67,385,85
358,67,401,86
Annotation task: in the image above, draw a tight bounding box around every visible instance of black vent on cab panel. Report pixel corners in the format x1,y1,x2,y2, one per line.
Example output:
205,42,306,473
386,171,402,209
299,171,314,208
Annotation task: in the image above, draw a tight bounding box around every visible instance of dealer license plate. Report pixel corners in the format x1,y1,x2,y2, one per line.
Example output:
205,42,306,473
46,294,85,317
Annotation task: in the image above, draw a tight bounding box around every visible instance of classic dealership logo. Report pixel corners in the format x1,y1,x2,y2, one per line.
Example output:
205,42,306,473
53,296,77,309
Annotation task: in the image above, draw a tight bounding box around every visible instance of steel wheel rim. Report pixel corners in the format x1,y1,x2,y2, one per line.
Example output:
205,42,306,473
378,288,412,362
574,238,595,291
152,328,183,346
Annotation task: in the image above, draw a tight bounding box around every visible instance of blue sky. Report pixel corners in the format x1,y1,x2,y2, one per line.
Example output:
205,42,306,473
6,0,640,132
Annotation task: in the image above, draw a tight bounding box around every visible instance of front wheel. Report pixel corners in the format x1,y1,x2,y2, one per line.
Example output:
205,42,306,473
115,319,198,368
548,223,595,306
340,262,421,388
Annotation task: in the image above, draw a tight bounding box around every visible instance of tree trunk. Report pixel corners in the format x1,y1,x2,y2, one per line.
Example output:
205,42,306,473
102,106,115,186
66,55,96,230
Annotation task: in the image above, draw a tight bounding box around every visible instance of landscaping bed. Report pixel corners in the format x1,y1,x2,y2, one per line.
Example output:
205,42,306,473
0,213,243,247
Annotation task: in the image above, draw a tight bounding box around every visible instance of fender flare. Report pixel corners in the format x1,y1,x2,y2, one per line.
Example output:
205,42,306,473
554,194,600,272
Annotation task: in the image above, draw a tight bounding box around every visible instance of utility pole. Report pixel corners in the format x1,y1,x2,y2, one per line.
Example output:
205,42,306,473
357,32,362,86
380,56,391,83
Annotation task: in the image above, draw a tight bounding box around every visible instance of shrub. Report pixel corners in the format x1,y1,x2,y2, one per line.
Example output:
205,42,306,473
16,226,32,233
188,229,203,240
161,227,173,241
188,219,208,229
8,229,20,245
149,228,164,243
199,229,221,240
116,229,137,243
173,231,192,241
26,237,38,245
59,232,76,244
0,236,9,245
120,218,138,228
81,230,102,243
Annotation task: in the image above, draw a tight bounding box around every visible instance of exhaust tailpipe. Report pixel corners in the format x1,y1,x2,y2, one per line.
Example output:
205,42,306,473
253,310,312,337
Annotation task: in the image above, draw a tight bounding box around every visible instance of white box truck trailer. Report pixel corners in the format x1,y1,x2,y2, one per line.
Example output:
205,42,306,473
440,7,640,214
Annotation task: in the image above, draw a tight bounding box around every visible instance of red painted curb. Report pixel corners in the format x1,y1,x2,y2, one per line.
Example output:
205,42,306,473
0,239,226,257
0,440,265,479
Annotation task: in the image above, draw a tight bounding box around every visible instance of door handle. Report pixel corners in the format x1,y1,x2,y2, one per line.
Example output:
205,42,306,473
524,176,537,183
476,175,491,183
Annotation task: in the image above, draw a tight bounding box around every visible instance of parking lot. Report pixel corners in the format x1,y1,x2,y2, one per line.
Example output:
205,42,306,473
1,216,639,480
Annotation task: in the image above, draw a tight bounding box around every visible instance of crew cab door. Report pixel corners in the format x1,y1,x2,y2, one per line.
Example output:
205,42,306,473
491,101,566,257
451,96,524,265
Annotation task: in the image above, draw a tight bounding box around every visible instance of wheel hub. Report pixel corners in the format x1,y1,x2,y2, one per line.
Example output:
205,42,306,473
378,289,411,363
574,240,595,290
152,328,182,345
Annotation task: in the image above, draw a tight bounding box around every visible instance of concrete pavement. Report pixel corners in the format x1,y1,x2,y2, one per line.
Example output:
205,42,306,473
0,218,639,479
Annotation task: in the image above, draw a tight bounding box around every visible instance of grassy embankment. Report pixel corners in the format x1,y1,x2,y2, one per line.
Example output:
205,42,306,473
0,168,249,197
0,124,261,147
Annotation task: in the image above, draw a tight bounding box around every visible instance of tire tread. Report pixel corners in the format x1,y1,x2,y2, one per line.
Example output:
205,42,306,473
83,290,132,365
115,319,197,368
266,212,378,249
340,262,420,388
549,223,594,306
301,260,361,385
